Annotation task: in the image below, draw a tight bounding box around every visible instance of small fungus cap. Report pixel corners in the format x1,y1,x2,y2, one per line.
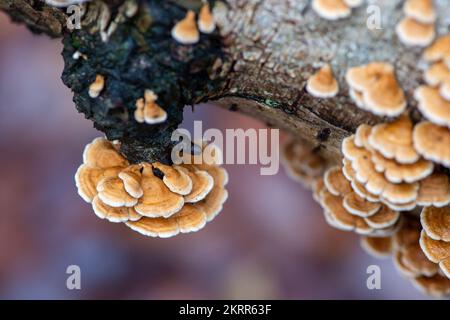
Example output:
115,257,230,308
198,3,216,34
88,74,105,98
134,164,185,218
404,0,436,24
306,64,339,98
413,121,450,168
414,86,450,128
152,162,193,196
423,35,450,62
421,206,450,242
368,116,420,164
171,10,200,45
312,0,351,21
396,17,435,47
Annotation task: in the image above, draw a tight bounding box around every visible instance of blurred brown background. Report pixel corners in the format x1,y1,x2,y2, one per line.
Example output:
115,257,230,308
0,13,427,299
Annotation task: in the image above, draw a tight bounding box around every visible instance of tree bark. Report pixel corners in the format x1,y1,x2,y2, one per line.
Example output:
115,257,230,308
2,0,450,163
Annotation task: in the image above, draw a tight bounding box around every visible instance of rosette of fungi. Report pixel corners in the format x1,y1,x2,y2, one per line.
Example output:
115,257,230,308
75,137,228,238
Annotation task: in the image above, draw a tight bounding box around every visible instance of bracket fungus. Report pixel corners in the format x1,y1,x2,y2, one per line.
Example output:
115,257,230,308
361,216,450,297
396,0,436,47
75,137,228,238
423,34,450,64
311,0,363,21
414,86,450,128
306,64,339,98
413,121,450,168
134,90,168,125
345,63,406,116
404,0,436,24
281,139,327,190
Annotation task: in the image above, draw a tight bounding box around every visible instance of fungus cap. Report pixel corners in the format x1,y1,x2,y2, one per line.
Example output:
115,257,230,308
179,165,214,203
134,164,185,218
345,62,394,92
364,206,400,229
417,174,450,208
311,0,351,21
403,0,436,24
396,17,435,47
142,90,167,124
342,192,381,218
83,137,129,169
171,10,200,45
354,124,372,148
371,150,434,184
96,177,139,208
75,165,124,203
321,190,372,234
198,3,215,34
92,196,141,223
153,162,193,196
126,204,207,238
349,88,365,109
368,116,420,164
440,81,450,101
423,35,450,62
421,206,450,242
412,274,450,297
324,166,352,196
424,61,450,86
350,148,419,205
401,243,439,277
413,121,450,168
118,164,143,199
414,86,450,128
362,73,406,117
194,185,228,222
419,230,450,264
88,74,105,98
306,64,339,98
360,236,393,258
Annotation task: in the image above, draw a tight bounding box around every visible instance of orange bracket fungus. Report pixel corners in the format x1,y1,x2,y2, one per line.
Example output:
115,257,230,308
75,137,228,238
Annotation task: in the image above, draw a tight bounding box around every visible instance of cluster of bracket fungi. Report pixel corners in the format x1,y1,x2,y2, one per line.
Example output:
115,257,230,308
282,1,450,295
26,0,449,297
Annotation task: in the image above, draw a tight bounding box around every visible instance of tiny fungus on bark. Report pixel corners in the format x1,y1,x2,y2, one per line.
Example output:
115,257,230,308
306,64,339,98
172,10,200,45
311,0,352,21
198,2,215,34
88,74,105,98
134,90,168,125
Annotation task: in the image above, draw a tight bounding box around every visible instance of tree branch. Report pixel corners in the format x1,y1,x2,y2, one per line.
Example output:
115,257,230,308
2,0,450,163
